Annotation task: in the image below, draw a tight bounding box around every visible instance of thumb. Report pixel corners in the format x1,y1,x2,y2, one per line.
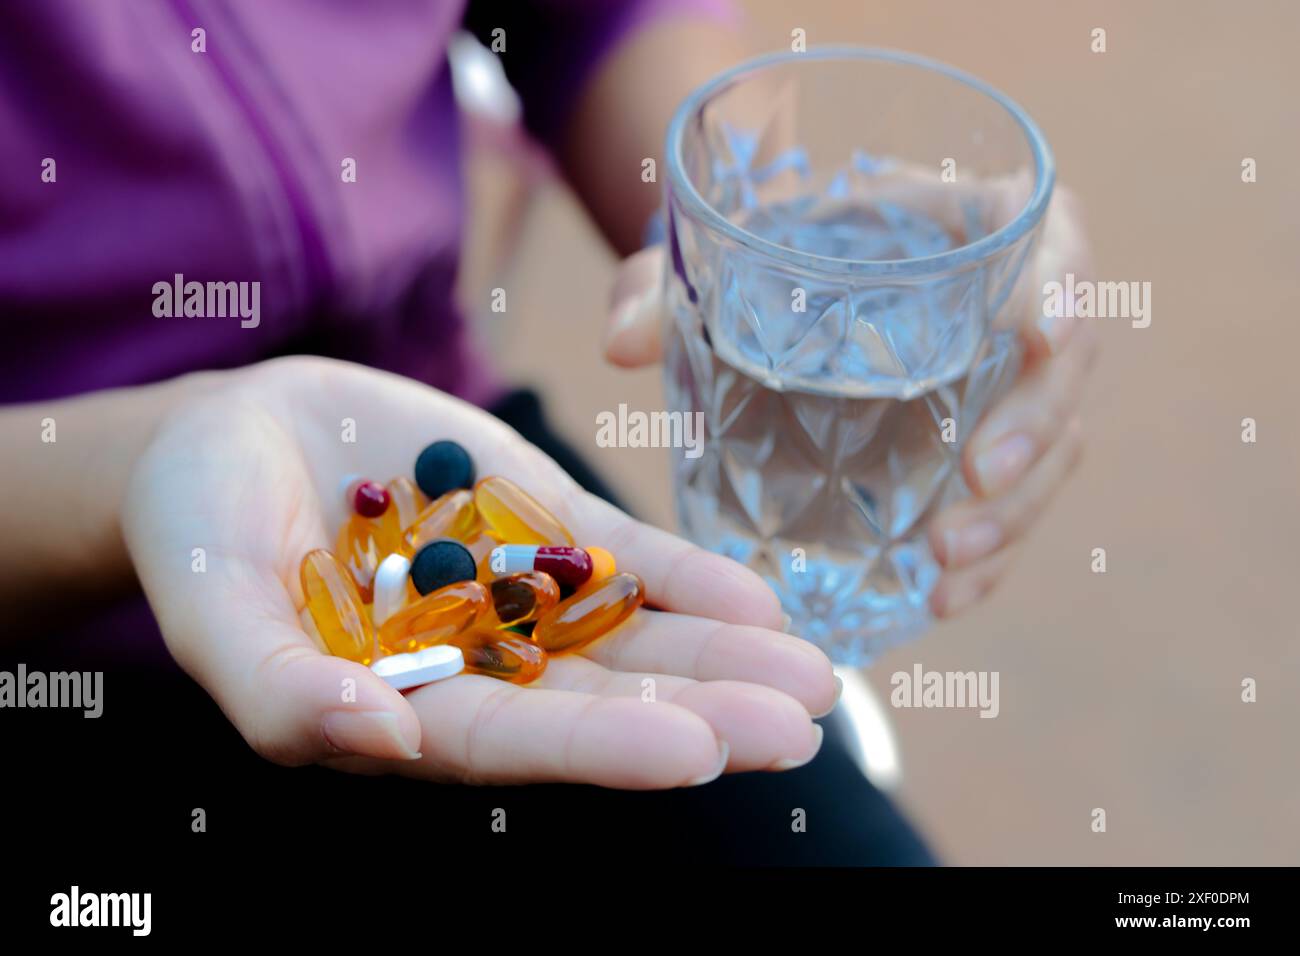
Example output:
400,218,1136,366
604,245,666,367
147,570,425,767
121,423,423,767
211,623,425,767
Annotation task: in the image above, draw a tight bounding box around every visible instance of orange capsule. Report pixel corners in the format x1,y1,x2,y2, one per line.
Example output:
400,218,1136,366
574,546,616,598
485,572,561,628
533,572,644,654
300,549,376,664
402,489,479,554
378,579,490,654
335,514,399,603
451,632,549,684
474,475,573,547
386,476,428,532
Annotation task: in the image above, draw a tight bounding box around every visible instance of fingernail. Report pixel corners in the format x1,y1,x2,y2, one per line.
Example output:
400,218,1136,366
1037,308,1076,354
932,575,987,619
811,675,843,719
768,723,824,772
606,293,649,347
685,741,729,787
780,612,793,633
942,520,1002,566
322,710,422,761
974,433,1034,494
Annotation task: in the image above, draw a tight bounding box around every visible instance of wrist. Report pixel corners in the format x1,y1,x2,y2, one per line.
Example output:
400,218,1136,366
0,369,230,618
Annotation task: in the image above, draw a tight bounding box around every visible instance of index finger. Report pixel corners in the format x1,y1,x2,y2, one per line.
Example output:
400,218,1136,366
558,490,785,629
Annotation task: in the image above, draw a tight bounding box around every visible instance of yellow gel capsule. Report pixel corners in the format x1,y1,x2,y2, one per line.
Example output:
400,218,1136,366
377,511,404,558
402,489,479,554
474,475,573,547
335,514,393,603
463,529,500,569
474,539,497,585
470,529,507,585
533,572,644,654
485,572,561,628
451,632,549,684
386,476,427,533
378,579,490,654
300,549,376,664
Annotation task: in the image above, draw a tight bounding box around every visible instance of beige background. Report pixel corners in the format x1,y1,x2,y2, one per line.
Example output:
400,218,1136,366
465,1,1300,864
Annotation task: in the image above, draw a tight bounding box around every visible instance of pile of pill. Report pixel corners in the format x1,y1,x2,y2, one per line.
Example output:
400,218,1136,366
298,440,645,691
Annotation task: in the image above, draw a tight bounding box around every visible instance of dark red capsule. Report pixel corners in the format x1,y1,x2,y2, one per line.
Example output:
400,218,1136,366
489,545,593,590
352,480,391,518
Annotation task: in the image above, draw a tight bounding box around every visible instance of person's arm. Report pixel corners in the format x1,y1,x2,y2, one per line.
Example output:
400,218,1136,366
0,371,222,620
2,355,833,780
463,0,750,256
556,15,751,254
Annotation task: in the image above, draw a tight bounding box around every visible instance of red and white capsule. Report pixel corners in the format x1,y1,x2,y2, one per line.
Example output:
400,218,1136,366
489,545,592,590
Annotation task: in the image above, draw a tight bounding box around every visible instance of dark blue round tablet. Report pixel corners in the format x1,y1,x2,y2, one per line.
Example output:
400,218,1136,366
409,539,477,596
414,440,476,501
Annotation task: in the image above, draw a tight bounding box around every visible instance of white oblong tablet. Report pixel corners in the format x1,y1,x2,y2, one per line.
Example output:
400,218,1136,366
370,645,464,691
372,553,412,627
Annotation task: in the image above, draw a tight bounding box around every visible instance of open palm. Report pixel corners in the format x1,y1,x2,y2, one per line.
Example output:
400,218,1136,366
122,357,834,788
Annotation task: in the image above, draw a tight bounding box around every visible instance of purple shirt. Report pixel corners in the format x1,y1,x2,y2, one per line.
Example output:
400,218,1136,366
0,0,732,406
0,0,735,668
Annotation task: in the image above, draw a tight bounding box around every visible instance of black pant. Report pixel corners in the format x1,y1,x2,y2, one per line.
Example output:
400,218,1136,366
475,390,936,865
2,390,935,867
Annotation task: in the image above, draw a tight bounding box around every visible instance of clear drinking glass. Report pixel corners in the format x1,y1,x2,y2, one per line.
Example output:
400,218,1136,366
662,48,1055,664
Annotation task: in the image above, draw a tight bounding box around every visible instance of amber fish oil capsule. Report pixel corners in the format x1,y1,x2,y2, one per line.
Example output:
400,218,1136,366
300,549,376,664
486,571,560,628
402,489,478,554
336,513,403,601
378,579,490,654
386,476,427,532
452,632,548,684
533,572,645,654
463,529,500,569
474,475,574,547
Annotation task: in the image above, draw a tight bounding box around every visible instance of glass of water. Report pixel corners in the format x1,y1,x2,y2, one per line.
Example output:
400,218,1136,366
662,48,1055,664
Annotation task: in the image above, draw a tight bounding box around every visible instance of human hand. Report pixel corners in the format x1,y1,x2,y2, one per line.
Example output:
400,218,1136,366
925,186,1096,616
603,185,1095,620
122,357,834,789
